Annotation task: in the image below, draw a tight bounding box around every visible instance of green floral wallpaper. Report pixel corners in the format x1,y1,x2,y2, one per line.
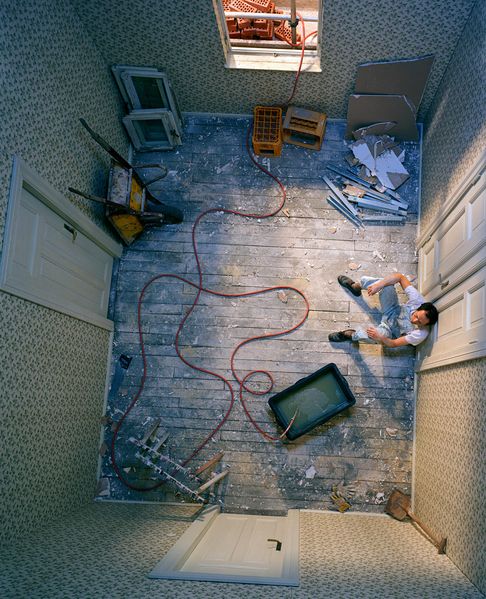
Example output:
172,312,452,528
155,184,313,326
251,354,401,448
415,360,486,595
70,0,476,119
420,0,486,232
0,0,127,543
417,2,486,594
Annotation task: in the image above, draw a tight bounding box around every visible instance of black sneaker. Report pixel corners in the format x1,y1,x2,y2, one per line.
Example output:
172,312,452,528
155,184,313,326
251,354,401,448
328,330,355,342
338,275,361,297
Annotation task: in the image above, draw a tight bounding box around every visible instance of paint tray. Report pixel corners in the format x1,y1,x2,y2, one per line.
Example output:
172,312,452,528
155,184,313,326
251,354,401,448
268,363,356,440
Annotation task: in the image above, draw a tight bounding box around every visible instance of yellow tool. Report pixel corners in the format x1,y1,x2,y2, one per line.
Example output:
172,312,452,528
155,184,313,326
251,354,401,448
330,484,352,512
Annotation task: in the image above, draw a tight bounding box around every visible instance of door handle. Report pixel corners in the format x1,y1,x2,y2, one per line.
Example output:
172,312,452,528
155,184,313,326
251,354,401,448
440,279,449,290
64,223,77,242
267,538,282,551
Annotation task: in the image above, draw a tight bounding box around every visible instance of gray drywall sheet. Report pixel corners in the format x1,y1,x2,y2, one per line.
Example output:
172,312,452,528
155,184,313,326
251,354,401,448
354,55,435,111
346,94,419,141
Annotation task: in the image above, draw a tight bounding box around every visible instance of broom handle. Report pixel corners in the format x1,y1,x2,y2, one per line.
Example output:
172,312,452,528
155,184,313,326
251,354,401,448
407,509,447,554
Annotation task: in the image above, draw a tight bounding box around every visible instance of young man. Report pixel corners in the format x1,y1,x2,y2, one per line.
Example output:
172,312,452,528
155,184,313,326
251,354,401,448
328,273,438,348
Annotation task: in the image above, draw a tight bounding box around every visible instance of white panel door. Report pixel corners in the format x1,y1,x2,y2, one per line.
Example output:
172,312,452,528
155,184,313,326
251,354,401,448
418,265,486,370
149,507,300,585
182,513,289,577
2,186,113,326
420,168,486,298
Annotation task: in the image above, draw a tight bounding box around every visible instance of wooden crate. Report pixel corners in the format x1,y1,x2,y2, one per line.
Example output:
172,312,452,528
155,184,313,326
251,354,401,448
252,106,283,157
283,106,327,151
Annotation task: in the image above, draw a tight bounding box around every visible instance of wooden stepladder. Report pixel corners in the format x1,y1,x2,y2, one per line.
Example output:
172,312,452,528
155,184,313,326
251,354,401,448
129,421,228,503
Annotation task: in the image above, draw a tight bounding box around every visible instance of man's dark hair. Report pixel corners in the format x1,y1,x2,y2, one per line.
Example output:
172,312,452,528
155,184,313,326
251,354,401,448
418,302,439,326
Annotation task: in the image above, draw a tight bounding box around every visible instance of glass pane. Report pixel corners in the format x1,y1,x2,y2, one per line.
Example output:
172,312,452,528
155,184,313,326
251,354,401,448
134,119,168,143
132,76,168,109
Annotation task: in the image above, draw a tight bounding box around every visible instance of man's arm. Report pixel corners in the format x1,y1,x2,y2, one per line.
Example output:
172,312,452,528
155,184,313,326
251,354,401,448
367,273,412,296
367,327,411,347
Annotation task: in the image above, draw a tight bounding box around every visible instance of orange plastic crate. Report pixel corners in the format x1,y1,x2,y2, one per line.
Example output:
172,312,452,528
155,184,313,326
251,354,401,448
252,106,283,157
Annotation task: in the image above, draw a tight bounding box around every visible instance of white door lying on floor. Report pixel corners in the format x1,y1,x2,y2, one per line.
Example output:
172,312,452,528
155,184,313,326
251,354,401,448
149,507,300,586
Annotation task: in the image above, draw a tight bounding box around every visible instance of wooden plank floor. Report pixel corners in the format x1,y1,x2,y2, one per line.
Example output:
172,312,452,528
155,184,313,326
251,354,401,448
101,115,421,514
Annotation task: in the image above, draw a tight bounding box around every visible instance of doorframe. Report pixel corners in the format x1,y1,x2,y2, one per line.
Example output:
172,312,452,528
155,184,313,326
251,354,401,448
0,155,123,330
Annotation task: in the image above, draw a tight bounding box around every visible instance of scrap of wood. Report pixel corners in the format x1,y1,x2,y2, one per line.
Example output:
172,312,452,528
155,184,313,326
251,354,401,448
151,429,170,452
196,470,229,493
140,419,161,445
194,451,224,476
343,184,365,198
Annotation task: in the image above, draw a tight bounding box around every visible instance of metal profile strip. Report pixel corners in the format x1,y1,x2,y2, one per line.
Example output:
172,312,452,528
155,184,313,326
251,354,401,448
327,197,363,228
322,176,359,217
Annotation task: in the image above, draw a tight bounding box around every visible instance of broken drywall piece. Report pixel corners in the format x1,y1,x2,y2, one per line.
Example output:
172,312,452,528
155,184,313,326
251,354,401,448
305,465,317,479
96,477,110,497
358,165,378,185
352,121,397,139
99,442,108,457
354,54,434,112
345,151,359,166
349,135,410,190
346,94,419,141
350,139,377,172
374,149,410,189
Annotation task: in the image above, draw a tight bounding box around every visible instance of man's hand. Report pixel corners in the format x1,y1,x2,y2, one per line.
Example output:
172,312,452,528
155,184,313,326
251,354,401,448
367,282,383,296
366,326,383,340
367,327,410,348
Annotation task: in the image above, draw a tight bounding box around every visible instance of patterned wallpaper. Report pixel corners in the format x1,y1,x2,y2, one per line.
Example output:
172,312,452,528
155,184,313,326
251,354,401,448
420,0,486,232
0,0,127,542
70,0,475,119
0,293,110,542
415,359,486,595
417,2,486,594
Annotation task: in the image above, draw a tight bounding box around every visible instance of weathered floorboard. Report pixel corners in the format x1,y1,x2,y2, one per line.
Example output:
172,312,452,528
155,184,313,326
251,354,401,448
101,115,420,514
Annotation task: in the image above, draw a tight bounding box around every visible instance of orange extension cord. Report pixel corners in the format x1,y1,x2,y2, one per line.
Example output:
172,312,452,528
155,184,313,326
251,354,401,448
111,18,317,492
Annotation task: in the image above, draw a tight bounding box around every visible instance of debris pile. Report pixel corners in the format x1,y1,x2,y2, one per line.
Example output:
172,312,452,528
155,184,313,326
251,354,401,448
223,0,301,44
324,133,410,228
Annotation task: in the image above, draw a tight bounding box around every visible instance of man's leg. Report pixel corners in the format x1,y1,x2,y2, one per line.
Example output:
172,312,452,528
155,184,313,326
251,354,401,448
330,274,400,343
360,276,401,320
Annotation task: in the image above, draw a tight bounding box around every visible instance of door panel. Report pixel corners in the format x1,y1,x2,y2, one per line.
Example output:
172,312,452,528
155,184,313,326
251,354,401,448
418,265,486,370
419,169,486,297
3,186,112,323
182,514,286,576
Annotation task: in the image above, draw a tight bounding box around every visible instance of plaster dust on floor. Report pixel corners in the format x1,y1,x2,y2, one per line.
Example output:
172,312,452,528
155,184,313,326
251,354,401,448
99,114,421,515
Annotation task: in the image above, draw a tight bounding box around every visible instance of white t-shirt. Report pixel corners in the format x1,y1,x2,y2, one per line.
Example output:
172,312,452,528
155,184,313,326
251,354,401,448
403,286,429,346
